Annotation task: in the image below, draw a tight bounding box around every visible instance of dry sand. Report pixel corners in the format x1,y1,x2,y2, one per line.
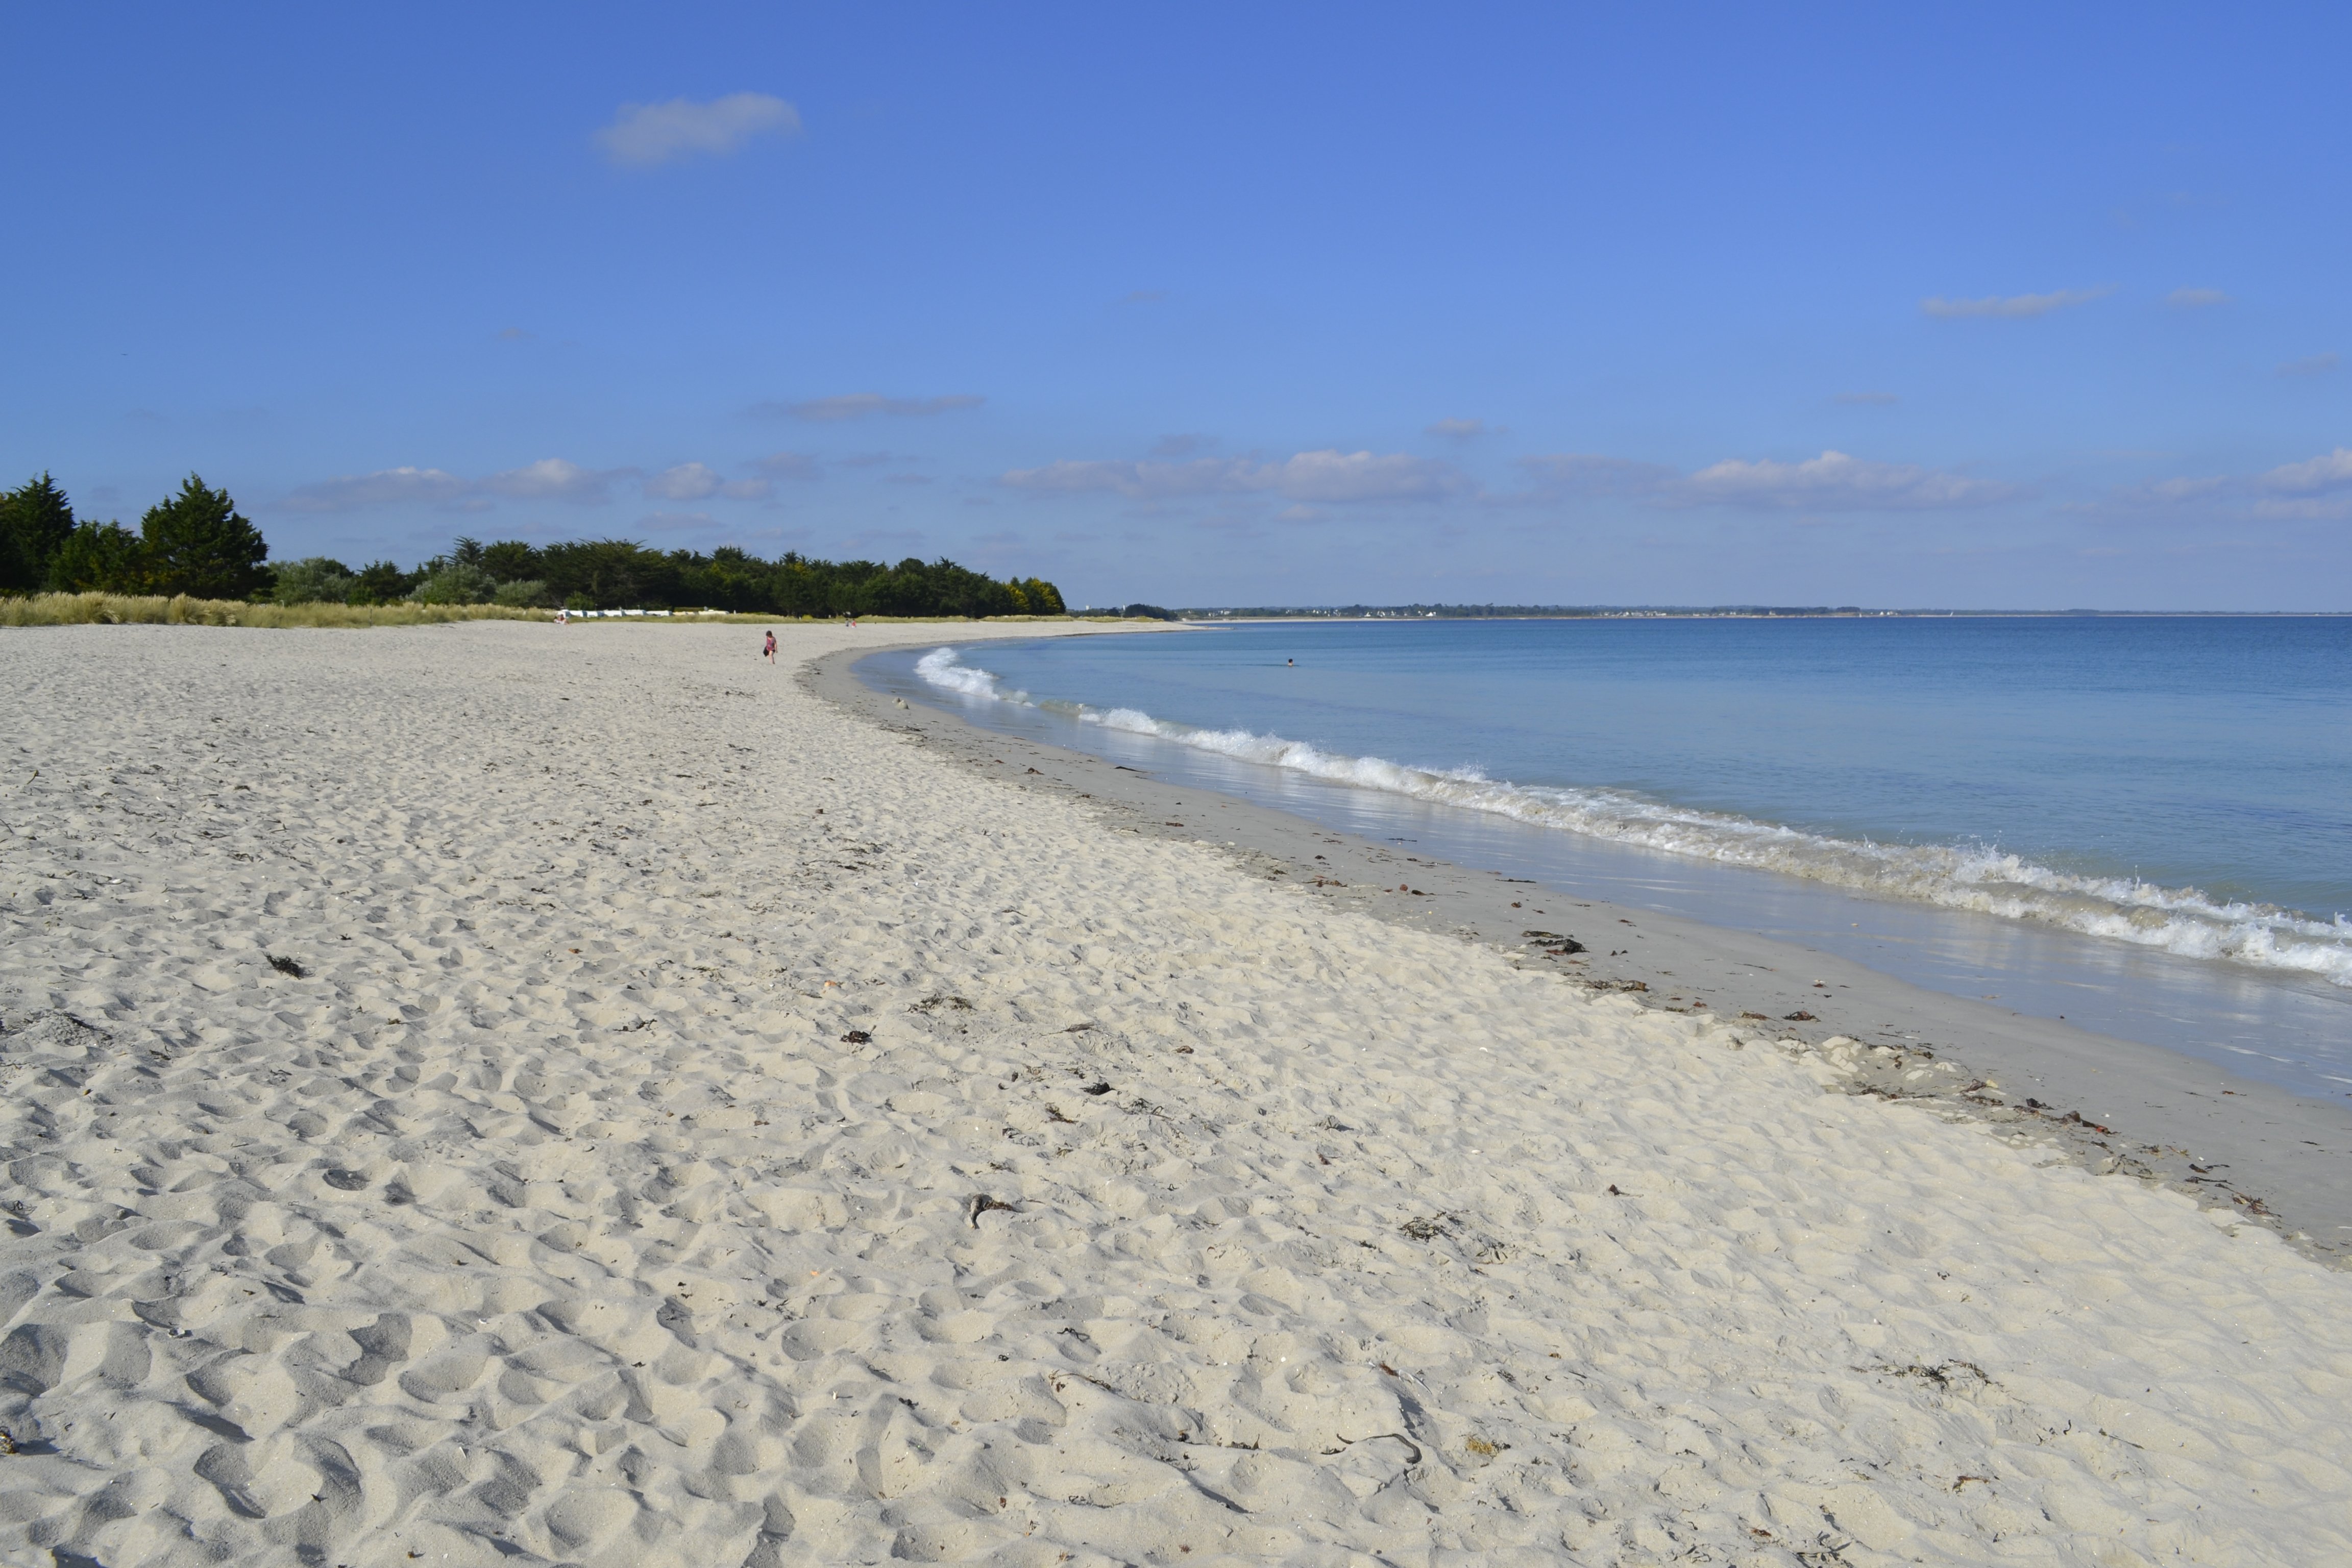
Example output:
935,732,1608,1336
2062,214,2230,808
3,620,2349,1567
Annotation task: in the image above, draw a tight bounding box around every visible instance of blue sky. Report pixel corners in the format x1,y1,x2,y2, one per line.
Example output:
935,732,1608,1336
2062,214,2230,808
4,3,2347,609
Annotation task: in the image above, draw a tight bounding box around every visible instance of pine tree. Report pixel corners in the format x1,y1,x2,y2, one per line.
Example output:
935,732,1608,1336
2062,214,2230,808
0,472,77,593
140,474,270,599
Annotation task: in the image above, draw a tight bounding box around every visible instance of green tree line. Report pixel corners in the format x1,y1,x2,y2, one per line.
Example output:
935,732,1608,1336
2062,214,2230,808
2,473,1067,617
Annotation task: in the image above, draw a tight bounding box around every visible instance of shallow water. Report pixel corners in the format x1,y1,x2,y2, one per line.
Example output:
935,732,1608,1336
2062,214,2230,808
859,618,2352,1101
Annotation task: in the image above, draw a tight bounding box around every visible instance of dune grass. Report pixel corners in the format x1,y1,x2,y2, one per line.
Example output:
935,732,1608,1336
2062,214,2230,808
1,593,1126,629
0,593,553,629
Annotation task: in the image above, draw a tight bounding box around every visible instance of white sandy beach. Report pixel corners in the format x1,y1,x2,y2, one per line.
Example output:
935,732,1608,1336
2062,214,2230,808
3,619,2349,1567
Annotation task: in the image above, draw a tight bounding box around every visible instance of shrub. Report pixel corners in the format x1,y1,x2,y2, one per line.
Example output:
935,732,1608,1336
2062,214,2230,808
493,577,550,608
349,560,421,605
409,562,499,604
273,556,358,605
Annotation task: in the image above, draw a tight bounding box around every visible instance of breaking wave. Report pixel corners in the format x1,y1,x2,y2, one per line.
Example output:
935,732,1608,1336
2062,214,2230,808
914,647,2352,988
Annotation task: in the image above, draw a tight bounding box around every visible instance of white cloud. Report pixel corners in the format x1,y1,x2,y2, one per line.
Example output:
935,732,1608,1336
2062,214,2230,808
1427,417,1486,438
1522,450,2015,511
778,393,985,421
480,458,615,503
1921,286,2113,320
2276,351,2340,378
597,92,800,168
2166,287,2230,309
645,461,722,500
1000,449,1464,504
281,466,471,512
2258,447,2352,496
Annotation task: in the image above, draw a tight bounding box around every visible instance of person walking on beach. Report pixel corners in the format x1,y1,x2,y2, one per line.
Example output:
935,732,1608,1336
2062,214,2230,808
763,629,777,664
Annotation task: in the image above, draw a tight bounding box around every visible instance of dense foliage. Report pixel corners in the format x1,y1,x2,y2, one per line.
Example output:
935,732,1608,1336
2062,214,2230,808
0,474,75,593
4,473,272,599
392,536,1067,616
5,475,1069,617
140,476,272,599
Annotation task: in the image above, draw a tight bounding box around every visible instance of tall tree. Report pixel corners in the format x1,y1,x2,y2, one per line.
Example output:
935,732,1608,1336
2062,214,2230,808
140,474,270,599
0,472,76,593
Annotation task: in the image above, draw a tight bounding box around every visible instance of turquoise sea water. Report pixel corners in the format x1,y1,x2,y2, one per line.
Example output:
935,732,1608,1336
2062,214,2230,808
862,618,2352,1097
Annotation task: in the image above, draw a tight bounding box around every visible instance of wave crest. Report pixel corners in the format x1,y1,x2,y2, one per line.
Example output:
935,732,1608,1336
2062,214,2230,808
914,647,2352,987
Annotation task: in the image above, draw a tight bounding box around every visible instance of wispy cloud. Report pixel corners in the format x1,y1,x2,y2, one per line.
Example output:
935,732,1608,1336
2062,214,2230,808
2253,448,2352,519
1834,391,1899,407
1683,451,2017,509
2121,475,2231,504
480,458,617,503
1516,455,1677,498
282,457,634,513
282,466,472,513
597,92,800,168
766,393,986,422
2166,287,2230,309
642,461,772,502
1001,449,1466,504
2276,351,2340,378
1283,450,1466,502
1426,417,1487,438
645,461,723,500
2259,447,2352,496
1920,286,2113,320
1522,450,2016,511
754,451,821,479
2096,447,2352,522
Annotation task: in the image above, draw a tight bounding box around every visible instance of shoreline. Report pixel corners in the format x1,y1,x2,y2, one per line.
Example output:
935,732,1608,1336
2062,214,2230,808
7,619,2350,1565
825,639,2352,1265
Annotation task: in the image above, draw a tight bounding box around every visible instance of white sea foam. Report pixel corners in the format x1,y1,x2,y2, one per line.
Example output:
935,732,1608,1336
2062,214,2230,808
915,647,2352,988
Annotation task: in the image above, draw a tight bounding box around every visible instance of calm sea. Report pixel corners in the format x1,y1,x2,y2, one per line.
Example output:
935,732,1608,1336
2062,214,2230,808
861,618,2352,1098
